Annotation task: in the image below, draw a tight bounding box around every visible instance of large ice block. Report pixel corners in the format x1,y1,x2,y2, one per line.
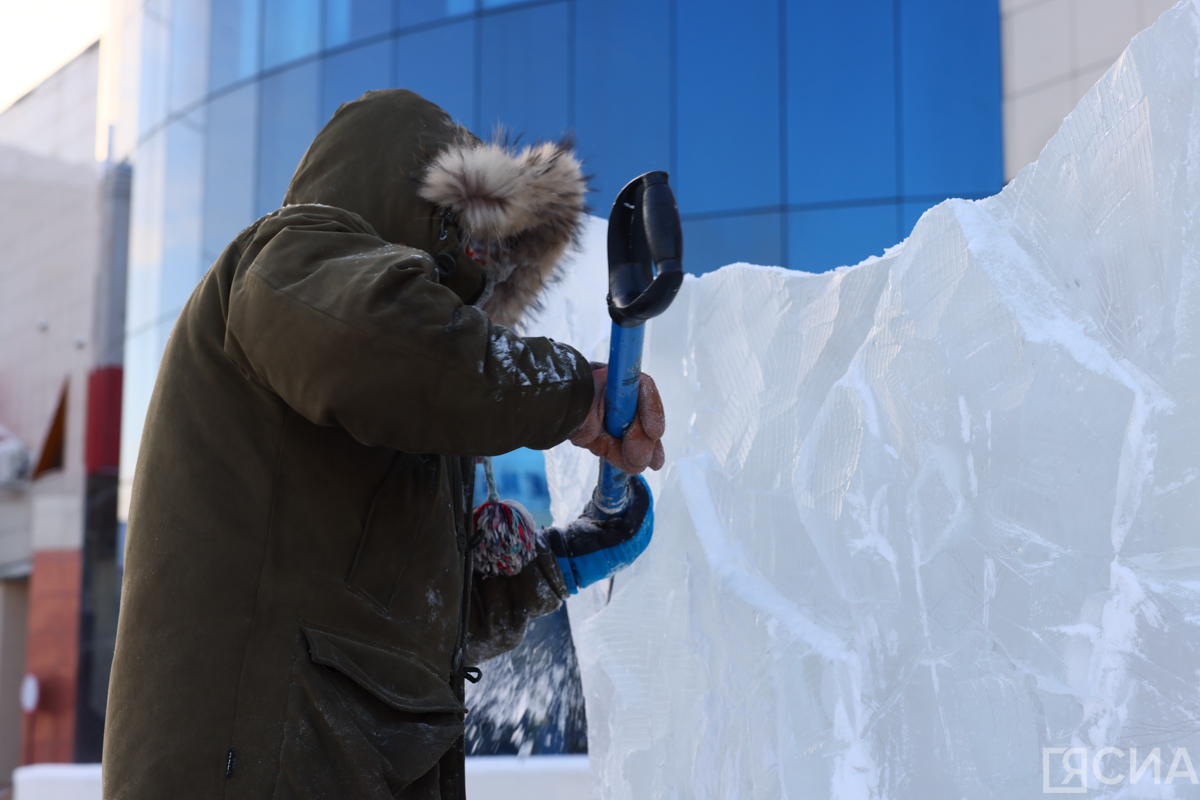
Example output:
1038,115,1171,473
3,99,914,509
535,3,1200,796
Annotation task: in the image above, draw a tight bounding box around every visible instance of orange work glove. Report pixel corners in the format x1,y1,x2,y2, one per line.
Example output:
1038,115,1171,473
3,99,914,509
569,365,666,474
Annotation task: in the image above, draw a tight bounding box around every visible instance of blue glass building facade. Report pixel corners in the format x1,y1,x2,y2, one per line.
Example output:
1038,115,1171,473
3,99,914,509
115,0,1002,757
121,0,1002,509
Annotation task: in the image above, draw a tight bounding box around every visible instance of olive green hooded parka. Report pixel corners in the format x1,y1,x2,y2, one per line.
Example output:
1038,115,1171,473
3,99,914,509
103,90,594,799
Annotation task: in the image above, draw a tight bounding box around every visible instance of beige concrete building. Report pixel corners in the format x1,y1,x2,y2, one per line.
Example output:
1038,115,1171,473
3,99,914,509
0,40,127,777
1002,0,1179,181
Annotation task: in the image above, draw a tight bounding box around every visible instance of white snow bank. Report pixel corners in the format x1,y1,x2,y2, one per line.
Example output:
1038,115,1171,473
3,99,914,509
10,759,588,800
465,755,589,799
536,3,1200,797
13,764,101,800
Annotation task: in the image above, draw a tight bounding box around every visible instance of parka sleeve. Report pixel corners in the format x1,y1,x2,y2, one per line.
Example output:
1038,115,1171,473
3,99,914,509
222,207,593,455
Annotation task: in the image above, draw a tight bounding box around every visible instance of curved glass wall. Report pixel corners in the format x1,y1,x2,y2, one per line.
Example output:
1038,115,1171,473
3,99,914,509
120,0,1003,504
115,0,1002,756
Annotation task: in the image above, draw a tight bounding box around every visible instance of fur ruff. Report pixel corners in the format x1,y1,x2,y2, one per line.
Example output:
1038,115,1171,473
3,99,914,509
419,136,588,329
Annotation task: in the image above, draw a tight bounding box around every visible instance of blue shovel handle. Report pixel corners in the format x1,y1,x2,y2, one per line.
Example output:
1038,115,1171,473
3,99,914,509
592,324,645,515
592,172,683,517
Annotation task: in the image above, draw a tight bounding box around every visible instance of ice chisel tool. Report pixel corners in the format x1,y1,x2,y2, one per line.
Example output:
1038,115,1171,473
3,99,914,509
593,172,683,518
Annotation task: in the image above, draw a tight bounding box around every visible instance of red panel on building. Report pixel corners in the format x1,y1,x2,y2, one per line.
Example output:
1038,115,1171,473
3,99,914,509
85,366,122,476
22,550,82,764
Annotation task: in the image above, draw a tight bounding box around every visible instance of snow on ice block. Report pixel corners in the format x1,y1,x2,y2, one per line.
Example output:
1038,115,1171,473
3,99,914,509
538,3,1200,797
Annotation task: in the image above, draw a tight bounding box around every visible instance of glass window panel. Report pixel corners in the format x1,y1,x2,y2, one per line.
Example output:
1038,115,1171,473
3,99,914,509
263,0,321,69
169,0,212,113
398,0,476,27
788,204,899,274
328,0,353,48
257,62,321,217
126,130,167,335
113,9,149,158
203,82,259,265
680,213,782,276
395,21,475,127
574,0,670,202
138,7,172,137
677,0,780,215
787,0,896,205
325,0,395,48
900,0,1002,198
480,5,569,141
161,111,210,314
209,0,261,89
321,39,393,123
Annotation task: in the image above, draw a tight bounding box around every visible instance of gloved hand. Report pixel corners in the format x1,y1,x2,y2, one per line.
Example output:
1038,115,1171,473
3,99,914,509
540,475,653,594
569,365,666,474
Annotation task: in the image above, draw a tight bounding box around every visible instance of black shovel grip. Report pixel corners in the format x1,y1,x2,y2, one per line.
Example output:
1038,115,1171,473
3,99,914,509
606,172,684,328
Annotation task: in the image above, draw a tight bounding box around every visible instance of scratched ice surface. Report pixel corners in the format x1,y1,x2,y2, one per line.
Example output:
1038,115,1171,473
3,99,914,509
536,4,1200,797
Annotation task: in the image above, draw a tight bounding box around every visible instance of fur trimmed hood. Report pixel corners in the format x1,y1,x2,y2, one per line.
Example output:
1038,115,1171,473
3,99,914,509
284,90,588,329
419,138,587,329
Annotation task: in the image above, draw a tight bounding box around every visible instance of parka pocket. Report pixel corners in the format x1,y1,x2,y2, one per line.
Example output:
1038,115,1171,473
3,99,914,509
272,623,466,800
347,453,439,614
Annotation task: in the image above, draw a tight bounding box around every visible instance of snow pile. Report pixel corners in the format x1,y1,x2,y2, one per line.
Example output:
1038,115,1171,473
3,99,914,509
536,3,1200,796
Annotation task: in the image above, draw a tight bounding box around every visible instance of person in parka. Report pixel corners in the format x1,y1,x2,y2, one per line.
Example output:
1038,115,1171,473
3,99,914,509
102,89,665,799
